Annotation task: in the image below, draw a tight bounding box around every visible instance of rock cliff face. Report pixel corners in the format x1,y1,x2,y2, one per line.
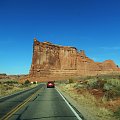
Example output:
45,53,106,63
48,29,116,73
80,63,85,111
29,38,120,80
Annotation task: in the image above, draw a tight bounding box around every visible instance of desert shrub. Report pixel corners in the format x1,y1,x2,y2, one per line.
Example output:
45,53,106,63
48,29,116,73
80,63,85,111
87,81,97,89
4,81,18,85
87,79,98,89
113,86,120,97
69,78,74,83
33,81,36,84
97,80,106,89
74,83,85,89
12,81,18,84
103,83,113,91
24,80,30,84
116,86,120,91
86,76,93,79
87,79,106,89
103,81,120,100
107,78,120,87
104,89,118,100
114,107,120,119
6,85,13,90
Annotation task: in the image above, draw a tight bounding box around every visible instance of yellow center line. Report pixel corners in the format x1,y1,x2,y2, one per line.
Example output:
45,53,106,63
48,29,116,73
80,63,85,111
1,86,44,120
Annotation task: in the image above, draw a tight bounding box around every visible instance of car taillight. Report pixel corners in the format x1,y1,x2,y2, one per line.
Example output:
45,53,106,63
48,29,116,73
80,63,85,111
49,83,52,85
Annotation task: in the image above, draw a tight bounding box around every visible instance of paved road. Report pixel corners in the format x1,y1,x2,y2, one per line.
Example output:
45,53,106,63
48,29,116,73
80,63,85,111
0,84,44,119
0,84,83,120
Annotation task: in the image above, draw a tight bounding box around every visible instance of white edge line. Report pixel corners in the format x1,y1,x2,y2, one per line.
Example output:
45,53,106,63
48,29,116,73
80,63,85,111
56,88,83,120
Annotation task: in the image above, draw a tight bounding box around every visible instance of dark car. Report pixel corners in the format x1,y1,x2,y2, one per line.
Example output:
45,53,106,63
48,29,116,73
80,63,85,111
47,81,55,88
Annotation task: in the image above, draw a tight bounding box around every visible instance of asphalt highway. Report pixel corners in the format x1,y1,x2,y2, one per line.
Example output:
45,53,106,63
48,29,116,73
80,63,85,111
0,84,83,120
0,84,44,119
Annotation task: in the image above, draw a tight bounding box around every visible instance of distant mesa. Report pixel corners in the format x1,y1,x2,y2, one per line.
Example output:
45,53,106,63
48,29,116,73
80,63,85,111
28,38,120,81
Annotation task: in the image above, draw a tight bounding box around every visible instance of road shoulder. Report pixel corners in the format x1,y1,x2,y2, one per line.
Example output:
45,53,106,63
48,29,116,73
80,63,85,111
56,85,100,120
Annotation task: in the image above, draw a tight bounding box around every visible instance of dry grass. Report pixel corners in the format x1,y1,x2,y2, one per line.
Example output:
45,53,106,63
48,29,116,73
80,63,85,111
0,81,37,97
59,83,116,120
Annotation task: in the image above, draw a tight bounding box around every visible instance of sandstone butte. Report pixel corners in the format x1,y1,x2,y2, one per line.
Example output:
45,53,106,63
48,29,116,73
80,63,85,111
22,38,120,82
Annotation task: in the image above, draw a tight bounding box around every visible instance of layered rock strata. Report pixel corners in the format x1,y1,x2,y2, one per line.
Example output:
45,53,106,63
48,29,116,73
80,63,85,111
29,38,120,80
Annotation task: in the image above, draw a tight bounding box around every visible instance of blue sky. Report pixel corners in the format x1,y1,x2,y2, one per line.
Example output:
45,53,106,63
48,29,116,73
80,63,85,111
0,0,120,75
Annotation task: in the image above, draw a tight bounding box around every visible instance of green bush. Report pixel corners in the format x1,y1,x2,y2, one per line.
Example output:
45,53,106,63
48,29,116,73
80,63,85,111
87,79,106,89
3,81,18,84
69,78,74,83
104,89,118,100
87,80,97,89
33,81,36,84
107,78,120,87
114,107,120,119
103,83,113,91
24,80,30,84
97,80,106,89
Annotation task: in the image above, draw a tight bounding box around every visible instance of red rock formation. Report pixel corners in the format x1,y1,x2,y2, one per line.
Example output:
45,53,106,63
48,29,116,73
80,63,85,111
29,38,120,81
